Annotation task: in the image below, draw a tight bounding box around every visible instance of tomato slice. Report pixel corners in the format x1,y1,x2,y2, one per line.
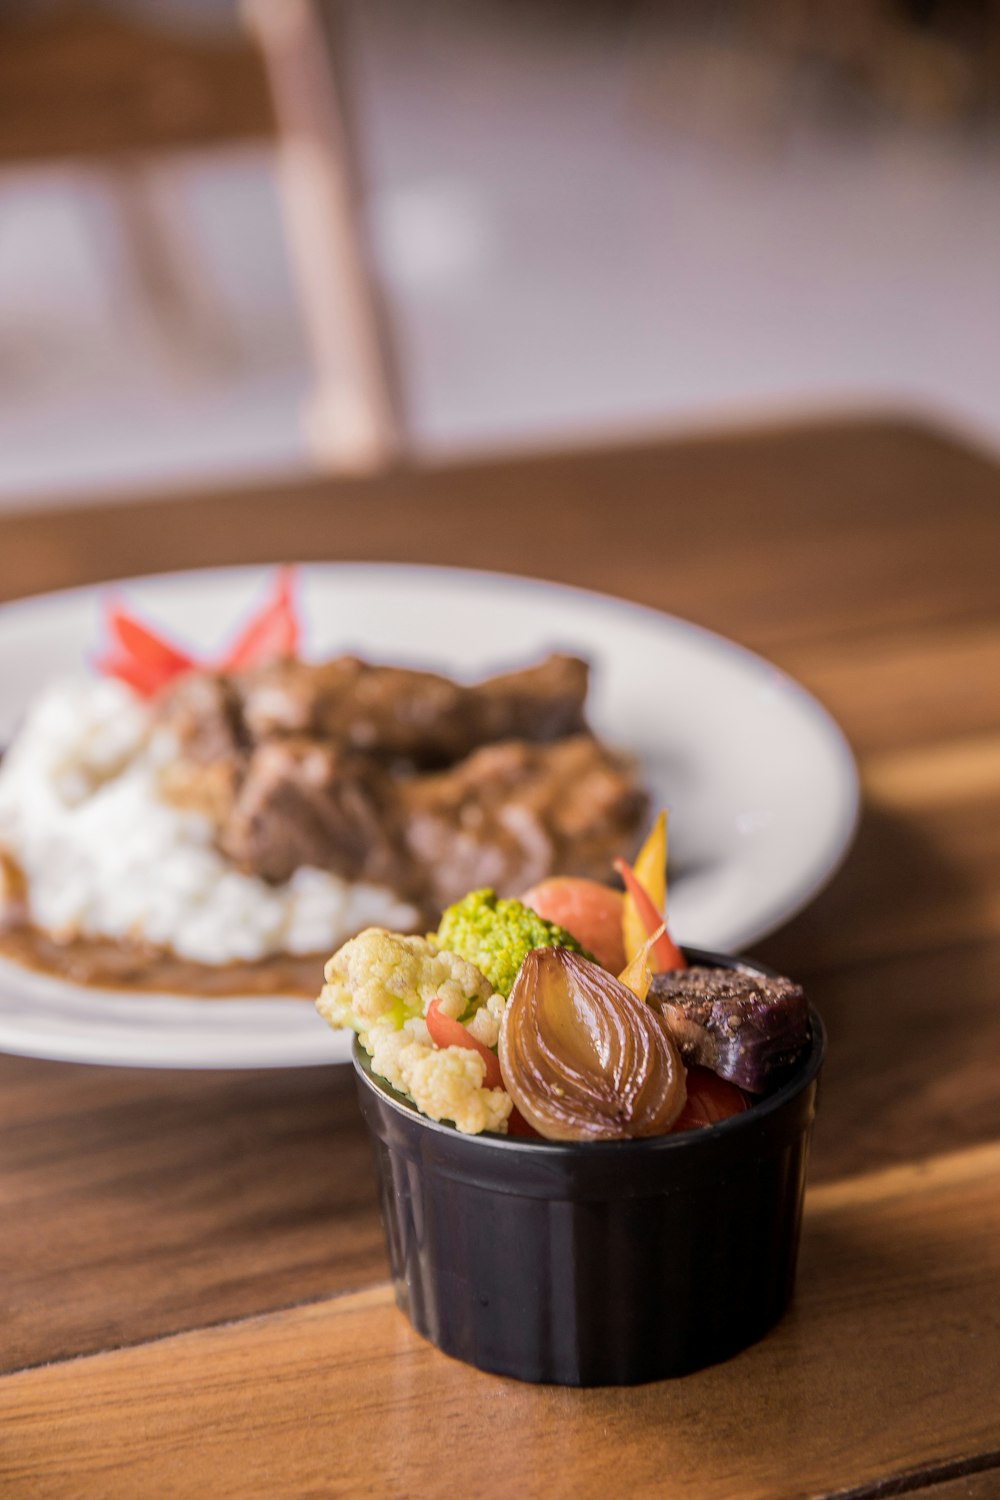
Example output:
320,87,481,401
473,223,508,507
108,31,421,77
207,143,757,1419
671,1067,748,1131
425,998,502,1090
506,1104,541,1138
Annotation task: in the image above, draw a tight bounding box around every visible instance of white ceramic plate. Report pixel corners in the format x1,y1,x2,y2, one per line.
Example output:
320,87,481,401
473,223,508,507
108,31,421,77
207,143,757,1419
0,564,858,1069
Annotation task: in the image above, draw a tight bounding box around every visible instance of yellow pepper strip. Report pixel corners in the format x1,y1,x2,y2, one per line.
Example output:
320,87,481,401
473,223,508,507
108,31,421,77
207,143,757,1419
618,924,666,1002
622,810,668,964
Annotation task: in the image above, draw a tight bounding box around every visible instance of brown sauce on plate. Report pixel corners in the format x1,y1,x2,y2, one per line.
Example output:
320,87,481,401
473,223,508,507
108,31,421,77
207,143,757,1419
0,925,324,999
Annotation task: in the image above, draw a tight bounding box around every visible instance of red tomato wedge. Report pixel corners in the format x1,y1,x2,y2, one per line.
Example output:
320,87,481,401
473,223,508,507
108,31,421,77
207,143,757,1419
506,1106,541,1139
671,1067,748,1131
425,998,503,1090
613,857,686,972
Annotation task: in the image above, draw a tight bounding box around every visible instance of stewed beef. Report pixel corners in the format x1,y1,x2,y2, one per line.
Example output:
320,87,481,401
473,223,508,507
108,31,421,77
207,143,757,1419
400,736,649,909
235,652,589,766
218,738,413,893
155,673,248,823
154,651,647,916
156,671,248,766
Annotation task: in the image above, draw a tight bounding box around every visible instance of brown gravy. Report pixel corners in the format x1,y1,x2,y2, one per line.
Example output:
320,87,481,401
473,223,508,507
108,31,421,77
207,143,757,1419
0,925,324,999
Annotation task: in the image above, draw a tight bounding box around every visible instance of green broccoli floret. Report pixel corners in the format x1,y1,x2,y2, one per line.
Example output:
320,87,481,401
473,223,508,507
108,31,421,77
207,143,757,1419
434,889,590,997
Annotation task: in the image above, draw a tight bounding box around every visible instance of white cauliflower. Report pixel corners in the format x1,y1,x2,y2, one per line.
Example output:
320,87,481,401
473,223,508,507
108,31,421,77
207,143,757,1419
316,928,513,1135
368,1021,512,1135
317,928,495,1033
464,990,507,1049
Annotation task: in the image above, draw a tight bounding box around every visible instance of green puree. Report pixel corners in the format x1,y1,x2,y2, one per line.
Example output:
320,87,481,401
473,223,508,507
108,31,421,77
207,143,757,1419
434,889,590,998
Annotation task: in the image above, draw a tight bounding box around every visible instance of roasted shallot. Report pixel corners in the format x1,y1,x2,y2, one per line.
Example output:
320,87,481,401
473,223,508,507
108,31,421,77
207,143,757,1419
499,948,686,1141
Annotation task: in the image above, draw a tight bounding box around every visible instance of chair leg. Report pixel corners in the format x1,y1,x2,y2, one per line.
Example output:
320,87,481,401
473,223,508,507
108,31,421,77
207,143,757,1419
244,0,406,473
101,156,245,377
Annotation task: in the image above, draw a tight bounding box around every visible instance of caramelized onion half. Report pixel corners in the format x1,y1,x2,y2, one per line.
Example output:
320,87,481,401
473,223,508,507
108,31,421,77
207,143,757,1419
499,949,687,1141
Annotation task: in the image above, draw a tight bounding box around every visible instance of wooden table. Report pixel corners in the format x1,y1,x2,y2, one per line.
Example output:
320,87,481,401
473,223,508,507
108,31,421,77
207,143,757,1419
2,416,1000,1498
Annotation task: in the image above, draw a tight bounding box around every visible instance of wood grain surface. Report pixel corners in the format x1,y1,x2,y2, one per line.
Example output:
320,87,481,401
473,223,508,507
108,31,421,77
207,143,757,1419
0,1059,385,1376
2,415,999,1497
3,1144,999,1500
4,419,1000,654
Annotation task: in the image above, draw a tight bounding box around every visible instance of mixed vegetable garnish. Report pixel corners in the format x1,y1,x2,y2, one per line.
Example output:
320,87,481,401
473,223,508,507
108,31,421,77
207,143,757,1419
96,567,300,698
317,812,810,1140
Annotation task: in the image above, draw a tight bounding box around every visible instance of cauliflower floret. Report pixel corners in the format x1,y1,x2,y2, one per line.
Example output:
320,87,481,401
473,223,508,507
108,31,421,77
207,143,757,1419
368,1026,512,1135
317,927,495,1033
464,990,507,1049
317,928,512,1135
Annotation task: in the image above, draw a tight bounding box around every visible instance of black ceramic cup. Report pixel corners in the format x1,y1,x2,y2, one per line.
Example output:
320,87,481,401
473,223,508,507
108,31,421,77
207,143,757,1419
353,948,825,1386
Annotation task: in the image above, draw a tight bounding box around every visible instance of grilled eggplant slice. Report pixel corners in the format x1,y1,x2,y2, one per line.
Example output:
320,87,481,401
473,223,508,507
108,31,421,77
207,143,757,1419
648,965,809,1095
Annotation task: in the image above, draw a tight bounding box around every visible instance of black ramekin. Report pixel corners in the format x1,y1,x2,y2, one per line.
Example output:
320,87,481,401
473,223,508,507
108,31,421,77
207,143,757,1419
352,947,825,1386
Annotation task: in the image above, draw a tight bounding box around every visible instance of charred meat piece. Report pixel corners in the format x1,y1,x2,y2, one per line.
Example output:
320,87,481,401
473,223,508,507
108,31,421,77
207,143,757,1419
218,737,413,893
648,966,809,1095
236,653,590,767
401,735,649,910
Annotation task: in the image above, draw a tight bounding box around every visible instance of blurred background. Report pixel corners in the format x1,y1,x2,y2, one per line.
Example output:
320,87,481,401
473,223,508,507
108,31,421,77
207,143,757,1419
1,0,999,509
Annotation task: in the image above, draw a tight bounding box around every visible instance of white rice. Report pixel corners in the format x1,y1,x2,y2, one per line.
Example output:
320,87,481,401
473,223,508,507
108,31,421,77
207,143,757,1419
0,677,417,965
